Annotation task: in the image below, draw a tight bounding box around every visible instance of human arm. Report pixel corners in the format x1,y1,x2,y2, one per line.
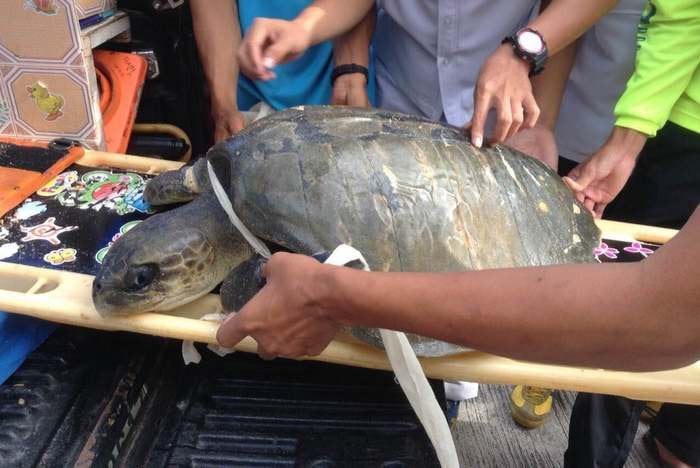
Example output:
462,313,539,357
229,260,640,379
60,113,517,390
330,8,375,107
614,0,700,137
565,0,700,217
469,0,616,147
564,127,647,217
237,0,374,80
218,207,700,372
505,41,579,169
190,0,246,142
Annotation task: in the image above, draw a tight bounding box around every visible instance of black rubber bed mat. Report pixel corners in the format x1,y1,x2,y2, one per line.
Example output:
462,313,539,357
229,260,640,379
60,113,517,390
0,326,443,467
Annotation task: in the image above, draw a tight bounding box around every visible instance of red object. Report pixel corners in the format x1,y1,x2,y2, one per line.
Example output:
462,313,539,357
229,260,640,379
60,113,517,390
94,50,148,153
0,138,84,218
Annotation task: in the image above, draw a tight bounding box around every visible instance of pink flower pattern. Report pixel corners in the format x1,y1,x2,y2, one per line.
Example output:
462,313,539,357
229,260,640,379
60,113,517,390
594,242,619,260
623,242,654,258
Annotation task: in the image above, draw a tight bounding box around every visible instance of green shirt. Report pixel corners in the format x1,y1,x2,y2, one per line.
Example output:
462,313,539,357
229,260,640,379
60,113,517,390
614,0,700,137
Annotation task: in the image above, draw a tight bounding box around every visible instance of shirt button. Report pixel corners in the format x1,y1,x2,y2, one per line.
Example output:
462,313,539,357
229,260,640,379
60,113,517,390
439,57,449,65
443,17,451,25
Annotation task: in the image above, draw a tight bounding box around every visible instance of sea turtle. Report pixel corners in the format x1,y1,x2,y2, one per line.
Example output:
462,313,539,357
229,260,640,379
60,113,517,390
92,106,600,356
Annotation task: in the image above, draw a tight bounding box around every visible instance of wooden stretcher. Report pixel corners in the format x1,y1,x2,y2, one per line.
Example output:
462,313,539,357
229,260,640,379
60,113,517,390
0,151,697,405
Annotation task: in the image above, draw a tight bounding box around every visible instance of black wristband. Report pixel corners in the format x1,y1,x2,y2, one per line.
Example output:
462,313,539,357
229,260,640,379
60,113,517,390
331,64,369,85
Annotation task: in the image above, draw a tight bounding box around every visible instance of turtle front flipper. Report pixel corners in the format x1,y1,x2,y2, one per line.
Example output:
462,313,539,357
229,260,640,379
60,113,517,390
144,158,209,205
220,254,267,312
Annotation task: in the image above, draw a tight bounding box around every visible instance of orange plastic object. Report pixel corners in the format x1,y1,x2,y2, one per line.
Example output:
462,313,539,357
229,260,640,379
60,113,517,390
95,66,111,114
0,138,84,218
94,50,148,153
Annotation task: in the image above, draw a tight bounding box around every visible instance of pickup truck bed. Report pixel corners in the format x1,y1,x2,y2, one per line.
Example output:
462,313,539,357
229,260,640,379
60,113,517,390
0,326,442,467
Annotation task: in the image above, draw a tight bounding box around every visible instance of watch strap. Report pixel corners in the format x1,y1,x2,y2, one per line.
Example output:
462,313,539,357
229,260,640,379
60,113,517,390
331,64,369,84
502,29,548,76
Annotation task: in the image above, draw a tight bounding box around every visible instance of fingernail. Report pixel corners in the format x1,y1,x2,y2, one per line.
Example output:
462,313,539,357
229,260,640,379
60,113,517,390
262,56,276,69
473,135,482,148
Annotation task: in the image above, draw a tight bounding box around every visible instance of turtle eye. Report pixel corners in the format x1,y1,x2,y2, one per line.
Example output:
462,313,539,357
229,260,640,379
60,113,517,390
126,264,158,291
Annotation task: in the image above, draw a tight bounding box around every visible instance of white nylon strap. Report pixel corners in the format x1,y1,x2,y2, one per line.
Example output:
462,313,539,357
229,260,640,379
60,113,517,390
324,244,459,468
182,313,235,365
206,160,457,467
207,161,271,258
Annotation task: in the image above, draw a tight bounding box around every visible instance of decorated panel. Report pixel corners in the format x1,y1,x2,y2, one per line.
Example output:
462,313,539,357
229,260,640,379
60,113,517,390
0,0,106,148
0,165,154,274
75,0,117,20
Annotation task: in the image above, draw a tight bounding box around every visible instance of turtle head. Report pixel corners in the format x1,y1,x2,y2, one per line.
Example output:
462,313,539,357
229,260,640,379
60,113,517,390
143,158,211,206
93,193,246,316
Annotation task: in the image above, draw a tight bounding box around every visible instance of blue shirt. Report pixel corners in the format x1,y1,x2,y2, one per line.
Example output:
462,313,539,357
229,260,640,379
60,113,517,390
237,0,375,110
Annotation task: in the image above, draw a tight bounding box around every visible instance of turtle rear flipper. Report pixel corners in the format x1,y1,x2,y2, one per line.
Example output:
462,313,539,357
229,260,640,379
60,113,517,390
144,158,209,205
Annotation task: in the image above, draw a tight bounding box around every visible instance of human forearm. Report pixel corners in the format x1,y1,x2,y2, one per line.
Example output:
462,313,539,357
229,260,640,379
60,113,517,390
614,0,700,137
529,0,616,54
332,6,374,68
218,210,700,367
468,0,608,147
294,0,374,46
237,0,374,81
330,7,374,107
322,250,695,371
333,8,375,67
605,126,648,160
191,0,240,110
563,125,647,217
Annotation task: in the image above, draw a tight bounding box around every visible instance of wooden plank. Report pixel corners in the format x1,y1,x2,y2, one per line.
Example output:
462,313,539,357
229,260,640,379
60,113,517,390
596,219,677,245
78,149,183,173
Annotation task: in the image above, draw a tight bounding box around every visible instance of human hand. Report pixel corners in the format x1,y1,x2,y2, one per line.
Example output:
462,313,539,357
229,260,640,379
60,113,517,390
563,127,647,218
505,125,558,170
216,252,342,360
211,102,247,143
331,73,370,107
468,44,540,148
238,18,313,81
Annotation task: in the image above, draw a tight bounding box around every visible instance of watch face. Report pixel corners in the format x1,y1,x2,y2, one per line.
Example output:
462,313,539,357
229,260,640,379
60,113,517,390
518,30,543,54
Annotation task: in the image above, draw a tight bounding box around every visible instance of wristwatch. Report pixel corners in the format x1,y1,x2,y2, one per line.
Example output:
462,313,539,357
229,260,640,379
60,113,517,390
502,27,548,76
